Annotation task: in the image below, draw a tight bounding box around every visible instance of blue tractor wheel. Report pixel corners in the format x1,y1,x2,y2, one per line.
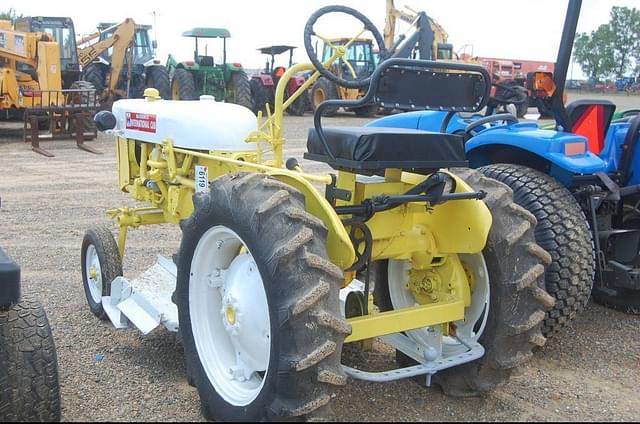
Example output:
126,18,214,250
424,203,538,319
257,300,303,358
479,164,594,336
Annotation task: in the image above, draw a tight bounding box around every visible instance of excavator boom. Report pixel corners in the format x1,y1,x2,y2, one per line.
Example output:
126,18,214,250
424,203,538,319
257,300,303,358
76,18,137,94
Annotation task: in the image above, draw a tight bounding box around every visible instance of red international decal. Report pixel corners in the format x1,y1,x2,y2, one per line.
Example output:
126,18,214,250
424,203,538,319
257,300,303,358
125,112,157,133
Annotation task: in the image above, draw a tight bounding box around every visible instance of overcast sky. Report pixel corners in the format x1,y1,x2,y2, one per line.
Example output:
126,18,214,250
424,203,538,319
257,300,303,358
4,0,640,79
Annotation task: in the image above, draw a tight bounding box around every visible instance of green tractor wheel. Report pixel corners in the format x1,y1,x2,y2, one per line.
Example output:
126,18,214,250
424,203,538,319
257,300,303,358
227,70,254,111
171,68,197,100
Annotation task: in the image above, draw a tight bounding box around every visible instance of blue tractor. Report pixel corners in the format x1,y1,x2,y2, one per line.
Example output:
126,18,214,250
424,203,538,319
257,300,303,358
368,0,640,336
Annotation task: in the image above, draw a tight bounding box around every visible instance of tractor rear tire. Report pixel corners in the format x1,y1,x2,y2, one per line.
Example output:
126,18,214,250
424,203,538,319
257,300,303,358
83,64,107,96
480,164,594,337
146,66,171,100
354,104,379,117
175,173,349,421
250,79,274,115
228,70,254,111
375,169,554,396
0,297,61,422
286,91,309,117
81,226,123,320
311,78,339,116
171,69,197,101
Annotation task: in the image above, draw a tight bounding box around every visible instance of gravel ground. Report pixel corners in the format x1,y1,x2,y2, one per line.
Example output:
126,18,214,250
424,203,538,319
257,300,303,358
0,94,639,422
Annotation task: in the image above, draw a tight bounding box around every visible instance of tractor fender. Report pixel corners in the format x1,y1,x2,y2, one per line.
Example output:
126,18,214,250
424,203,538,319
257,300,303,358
287,75,306,92
142,58,162,68
0,247,21,307
252,75,275,87
367,110,470,133
265,171,356,271
466,125,607,177
368,111,608,185
225,63,244,72
178,62,200,71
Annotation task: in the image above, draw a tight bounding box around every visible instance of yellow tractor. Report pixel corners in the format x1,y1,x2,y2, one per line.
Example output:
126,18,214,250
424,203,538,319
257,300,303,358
0,19,99,156
82,6,553,421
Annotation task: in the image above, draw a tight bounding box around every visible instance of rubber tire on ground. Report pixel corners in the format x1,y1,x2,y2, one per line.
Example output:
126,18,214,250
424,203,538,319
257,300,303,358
81,226,123,320
250,78,274,115
285,90,309,117
480,164,594,336
146,66,171,100
354,104,379,117
175,173,350,421
311,78,340,116
69,80,96,106
0,298,61,422
171,68,197,101
374,169,554,396
227,70,254,111
83,64,107,96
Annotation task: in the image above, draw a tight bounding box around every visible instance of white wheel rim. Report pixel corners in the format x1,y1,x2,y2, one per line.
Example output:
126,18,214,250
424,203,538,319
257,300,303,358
189,226,271,407
85,244,103,304
388,253,490,356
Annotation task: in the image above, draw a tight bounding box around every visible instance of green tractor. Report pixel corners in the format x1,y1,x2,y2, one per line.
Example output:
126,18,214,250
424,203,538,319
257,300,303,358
167,28,253,111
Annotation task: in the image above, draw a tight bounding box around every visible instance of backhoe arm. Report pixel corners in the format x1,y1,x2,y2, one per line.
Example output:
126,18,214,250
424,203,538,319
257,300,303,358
77,18,137,94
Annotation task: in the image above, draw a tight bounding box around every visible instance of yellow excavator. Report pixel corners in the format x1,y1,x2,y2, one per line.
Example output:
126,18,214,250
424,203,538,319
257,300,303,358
0,18,99,156
76,18,170,106
383,0,454,61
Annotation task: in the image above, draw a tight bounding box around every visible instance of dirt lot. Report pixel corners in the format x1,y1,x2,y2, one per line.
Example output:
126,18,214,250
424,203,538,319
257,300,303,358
0,94,639,422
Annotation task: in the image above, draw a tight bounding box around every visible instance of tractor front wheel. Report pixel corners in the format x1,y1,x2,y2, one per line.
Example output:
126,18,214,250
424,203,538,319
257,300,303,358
227,71,254,111
311,78,339,116
480,164,594,337
175,173,349,421
375,169,554,396
146,66,171,100
81,226,122,320
171,69,197,100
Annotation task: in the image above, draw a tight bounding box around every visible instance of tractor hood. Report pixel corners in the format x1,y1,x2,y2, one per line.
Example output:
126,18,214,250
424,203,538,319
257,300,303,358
111,97,257,151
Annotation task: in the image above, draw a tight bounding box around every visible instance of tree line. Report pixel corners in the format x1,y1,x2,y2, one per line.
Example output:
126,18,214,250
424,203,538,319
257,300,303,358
574,6,640,82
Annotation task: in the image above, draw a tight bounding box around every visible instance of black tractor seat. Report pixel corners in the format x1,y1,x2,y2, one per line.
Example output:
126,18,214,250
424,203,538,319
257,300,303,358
305,126,466,174
305,58,491,175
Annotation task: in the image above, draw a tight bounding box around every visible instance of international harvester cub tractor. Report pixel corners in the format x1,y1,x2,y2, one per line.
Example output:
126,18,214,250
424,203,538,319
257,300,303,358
82,6,552,421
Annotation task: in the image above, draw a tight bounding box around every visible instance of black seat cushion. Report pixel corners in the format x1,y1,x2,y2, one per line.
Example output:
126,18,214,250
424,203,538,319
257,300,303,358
305,126,467,174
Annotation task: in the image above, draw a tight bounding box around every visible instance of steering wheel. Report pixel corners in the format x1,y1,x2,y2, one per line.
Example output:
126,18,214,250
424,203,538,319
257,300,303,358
304,5,387,89
465,114,519,136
